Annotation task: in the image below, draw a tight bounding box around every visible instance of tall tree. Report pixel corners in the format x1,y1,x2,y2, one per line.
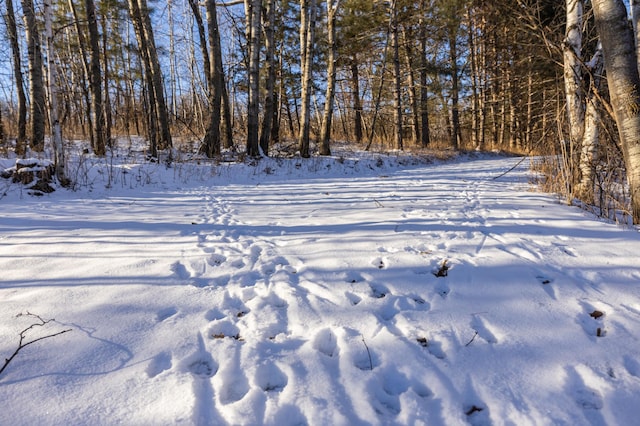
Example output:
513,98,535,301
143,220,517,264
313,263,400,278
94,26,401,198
390,0,402,150
245,0,262,156
319,0,341,155
563,0,584,195
298,0,317,157
5,0,27,154
592,0,640,223
260,0,278,155
86,0,106,156
44,0,66,182
127,0,172,157
21,0,46,151
201,0,224,157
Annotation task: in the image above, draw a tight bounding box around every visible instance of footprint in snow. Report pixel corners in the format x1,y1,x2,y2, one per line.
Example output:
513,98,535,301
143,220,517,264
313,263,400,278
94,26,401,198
578,301,608,338
181,334,218,378
312,328,339,357
372,257,387,269
147,351,172,378
156,307,178,322
255,361,288,392
369,283,390,299
470,315,499,344
171,261,191,280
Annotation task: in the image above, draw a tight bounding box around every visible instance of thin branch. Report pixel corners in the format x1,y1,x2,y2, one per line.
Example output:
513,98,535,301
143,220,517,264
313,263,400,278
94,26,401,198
0,312,72,378
465,330,479,347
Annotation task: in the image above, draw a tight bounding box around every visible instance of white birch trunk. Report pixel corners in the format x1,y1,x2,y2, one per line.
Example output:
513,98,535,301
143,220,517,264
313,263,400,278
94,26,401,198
592,0,640,223
564,0,584,192
44,0,66,183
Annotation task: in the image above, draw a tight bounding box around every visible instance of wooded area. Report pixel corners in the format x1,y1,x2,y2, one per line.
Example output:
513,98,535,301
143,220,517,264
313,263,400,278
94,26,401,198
1,0,640,223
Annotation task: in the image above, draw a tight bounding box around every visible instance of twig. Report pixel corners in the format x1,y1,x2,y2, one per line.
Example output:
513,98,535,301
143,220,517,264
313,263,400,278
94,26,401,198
374,199,384,208
361,336,373,370
0,312,72,377
465,330,479,347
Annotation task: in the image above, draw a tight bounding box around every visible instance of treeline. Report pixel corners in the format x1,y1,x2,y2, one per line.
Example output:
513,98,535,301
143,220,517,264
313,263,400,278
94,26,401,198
1,0,640,223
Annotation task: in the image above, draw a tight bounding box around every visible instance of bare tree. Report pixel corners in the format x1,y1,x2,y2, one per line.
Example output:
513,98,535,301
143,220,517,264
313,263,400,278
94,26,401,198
245,0,262,157
299,0,317,158
319,0,341,155
5,0,27,154
21,0,46,152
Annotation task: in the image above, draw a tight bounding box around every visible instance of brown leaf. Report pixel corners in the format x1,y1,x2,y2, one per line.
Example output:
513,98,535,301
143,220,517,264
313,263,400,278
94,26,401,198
590,310,604,319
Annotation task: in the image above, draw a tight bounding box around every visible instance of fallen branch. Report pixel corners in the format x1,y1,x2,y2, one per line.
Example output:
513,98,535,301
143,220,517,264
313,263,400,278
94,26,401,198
465,330,479,347
361,336,373,370
0,312,72,377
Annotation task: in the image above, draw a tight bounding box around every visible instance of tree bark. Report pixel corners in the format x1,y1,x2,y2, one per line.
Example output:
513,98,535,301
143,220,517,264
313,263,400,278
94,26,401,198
350,57,363,144
319,0,341,156
592,0,640,223
85,0,106,156
245,0,262,157
564,0,584,194
202,0,223,157
21,0,46,151
391,0,403,150
298,0,317,158
260,0,278,156
5,0,27,154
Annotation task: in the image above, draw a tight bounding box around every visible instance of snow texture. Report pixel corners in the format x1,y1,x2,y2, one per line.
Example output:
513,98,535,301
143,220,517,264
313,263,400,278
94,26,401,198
1,152,639,425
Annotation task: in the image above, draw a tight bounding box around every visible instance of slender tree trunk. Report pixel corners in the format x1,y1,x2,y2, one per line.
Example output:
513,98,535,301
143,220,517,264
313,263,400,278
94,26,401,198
448,29,461,150
350,57,363,144
85,0,106,156
402,26,419,146
391,0,403,150
202,0,223,157
260,0,278,155
564,0,584,195
44,0,66,182
592,0,640,223
138,0,172,151
21,0,46,152
298,0,317,157
419,2,430,147
6,0,27,154
576,44,603,199
319,0,341,156
246,0,262,157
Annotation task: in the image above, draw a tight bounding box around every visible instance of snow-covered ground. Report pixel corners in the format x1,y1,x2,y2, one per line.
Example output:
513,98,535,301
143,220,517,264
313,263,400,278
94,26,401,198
1,151,639,425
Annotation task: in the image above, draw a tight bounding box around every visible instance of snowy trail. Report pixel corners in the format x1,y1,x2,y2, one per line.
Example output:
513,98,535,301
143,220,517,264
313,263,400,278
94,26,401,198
1,155,640,425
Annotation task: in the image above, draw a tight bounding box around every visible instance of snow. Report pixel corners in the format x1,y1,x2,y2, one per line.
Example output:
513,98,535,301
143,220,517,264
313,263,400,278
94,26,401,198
1,150,639,425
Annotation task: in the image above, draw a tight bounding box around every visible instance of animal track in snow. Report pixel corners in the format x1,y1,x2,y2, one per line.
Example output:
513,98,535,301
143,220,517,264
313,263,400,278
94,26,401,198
156,307,178,322
470,315,499,344
146,351,172,378
312,327,339,357
255,361,288,392
369,283,389,299
170,261,191,280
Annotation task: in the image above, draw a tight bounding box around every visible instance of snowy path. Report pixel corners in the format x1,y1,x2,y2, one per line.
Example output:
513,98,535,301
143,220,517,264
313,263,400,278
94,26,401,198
1,155,640,425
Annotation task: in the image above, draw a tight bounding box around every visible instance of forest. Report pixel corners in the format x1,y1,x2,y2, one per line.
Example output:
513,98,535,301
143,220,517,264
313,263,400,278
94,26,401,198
1,0,640,224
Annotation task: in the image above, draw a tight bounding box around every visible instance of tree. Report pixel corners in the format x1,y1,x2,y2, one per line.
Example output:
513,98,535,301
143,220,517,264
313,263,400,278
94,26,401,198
592,0,640,223
319,0,341,155
86,0,106,156
260,0,278,155
245,0,262,157
5,0,27,154
21,0,46,152
298,0,317,158
127,0,172,158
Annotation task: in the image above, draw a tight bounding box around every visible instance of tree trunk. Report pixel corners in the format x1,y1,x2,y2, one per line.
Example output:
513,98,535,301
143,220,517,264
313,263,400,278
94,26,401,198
260,0,278,156
245,0,262,157
85,0,106,156
350,57,363,144
448,27,461,149
419,2,430,147
391,0,403,150
202,0,223,157
21,0,46,152
564,0,584,195
44,0,66,183
592,0,640,223
319,0,341,156
298,0,317,158
5,0,27,154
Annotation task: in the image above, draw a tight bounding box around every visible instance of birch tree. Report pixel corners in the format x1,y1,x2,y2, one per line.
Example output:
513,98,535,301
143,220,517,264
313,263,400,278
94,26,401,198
44,0,66,182
563,0,584,195
299,0,317,158
592,0,640,223
319,0,341,155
